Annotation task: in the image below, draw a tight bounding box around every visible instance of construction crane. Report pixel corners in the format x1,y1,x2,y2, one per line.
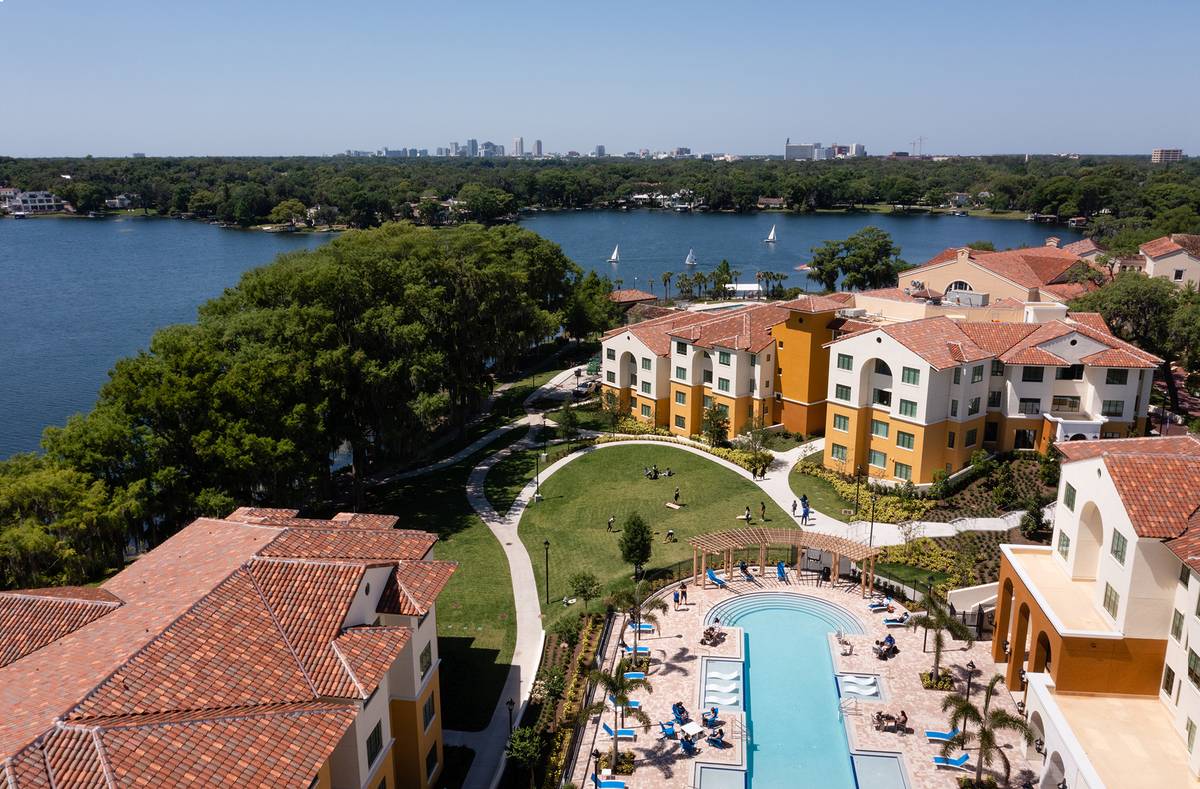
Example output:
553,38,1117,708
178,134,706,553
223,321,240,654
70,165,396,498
911,136,927,157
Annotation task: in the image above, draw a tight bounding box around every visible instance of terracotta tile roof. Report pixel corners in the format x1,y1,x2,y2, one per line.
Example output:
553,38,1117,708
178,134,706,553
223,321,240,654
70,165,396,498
0,590,122,668
259,528,437,561
856,287,944,303
775,294,846,312
669,304,792,352
1056,435,1200,463
1080,348,1156,367
1103,454,1200,539
1141,236,1185,259
874,317,991,370
40,727,107,788
1041,281,1097,301
1065,312,1111,335
826,292,856,304
1176,234,1200,257
957,323,1039,355
331,512,401,529
607,288,657,304
225,506,300,523
377,560,458,616
602,309,716,356
827,317,875,336
914,245,1083,290
967,318,1160,369
333,626,412,697
1062,238,1101,256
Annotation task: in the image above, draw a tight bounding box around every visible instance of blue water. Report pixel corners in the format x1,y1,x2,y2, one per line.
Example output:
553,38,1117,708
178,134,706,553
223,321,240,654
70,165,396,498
521,210,1082,293
0,217,333,457
708,593,865,789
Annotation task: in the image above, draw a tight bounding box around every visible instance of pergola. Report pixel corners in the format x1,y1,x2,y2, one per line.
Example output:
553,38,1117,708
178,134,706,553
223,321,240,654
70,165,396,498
688,526,882,598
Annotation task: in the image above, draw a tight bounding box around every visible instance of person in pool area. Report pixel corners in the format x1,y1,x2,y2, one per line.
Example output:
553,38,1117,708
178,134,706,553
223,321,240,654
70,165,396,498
896,710,908,731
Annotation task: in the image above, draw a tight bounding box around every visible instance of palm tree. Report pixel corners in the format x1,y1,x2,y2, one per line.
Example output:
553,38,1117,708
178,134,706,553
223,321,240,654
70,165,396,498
611,584,668,656
908,593,974,683
661,271,673,301
940,674,1033,787
582,658,652,769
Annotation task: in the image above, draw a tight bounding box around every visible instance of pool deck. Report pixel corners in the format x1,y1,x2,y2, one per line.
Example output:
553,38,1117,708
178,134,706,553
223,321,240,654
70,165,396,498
567,568,1036,789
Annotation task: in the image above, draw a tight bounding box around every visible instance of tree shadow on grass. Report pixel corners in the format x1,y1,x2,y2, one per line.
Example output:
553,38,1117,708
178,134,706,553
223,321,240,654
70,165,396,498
439,636,512,731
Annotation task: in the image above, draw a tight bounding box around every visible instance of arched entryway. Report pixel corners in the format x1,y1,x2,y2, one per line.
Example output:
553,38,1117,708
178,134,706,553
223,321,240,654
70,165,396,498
1074,501,1104,580
1031,630,1053,674
1028,711,1046,761
993,577,1015,663
1040,751,1066,789
1069,433,1088,441
1006,602,1031,690
857,356,894,410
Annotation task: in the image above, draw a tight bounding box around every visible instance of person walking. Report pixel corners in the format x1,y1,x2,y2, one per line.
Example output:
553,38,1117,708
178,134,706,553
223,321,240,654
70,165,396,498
607,514,615,532
800,494,811,526
680,582,688,606
743,505,751,522
760,501,767,522
791,499,798,518
672,588,680,610
674,486,680,505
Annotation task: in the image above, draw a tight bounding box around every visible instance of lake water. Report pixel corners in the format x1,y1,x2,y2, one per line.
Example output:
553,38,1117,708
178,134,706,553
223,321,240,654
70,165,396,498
0,217,331,457
0,211,1079,459
521,210,1081,293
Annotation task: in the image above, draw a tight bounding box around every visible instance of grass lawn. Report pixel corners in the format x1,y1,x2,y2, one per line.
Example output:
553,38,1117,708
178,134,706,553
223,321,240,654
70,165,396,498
517,444,791,625
568,401,616,433
367,429,529,731
789,455,853,523
484,439,586,516
874,561,950,589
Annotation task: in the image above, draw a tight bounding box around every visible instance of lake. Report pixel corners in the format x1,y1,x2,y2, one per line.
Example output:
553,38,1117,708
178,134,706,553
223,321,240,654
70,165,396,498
520,210,1081,292
0,217,332,458
0,211,1079,458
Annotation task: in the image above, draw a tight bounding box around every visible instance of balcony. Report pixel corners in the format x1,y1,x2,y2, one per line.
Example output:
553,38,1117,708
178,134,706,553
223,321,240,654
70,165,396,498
1002,546,1118,636
1043,414,1103,443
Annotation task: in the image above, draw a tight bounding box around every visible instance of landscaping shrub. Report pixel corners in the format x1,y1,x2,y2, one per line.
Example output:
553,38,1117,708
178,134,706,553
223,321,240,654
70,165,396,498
612,417,670,437
792,462,935,522
921,670,955,691
597,750,636,775
593,433,768,472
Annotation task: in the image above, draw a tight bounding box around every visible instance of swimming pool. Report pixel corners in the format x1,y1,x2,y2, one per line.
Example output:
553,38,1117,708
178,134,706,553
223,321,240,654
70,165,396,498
706,593,868,788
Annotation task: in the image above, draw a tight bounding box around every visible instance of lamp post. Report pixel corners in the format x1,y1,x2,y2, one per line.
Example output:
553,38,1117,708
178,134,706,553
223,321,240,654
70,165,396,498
506,698,515,733
923,578,934,652
962,660,977,741
868,486,878,548
855,465,862,513
544,540,551,605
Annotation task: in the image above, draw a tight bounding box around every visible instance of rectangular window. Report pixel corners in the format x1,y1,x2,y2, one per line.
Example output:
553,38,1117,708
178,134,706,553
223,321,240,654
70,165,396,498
896,431,914,449
894,461,912,481
420,642,433,677
950,400,959,417
984,421,998,441
1190,650,1200,689
606,371,616,383
1173,610,1186,641
674,415,685,428
1014,429,1037,449
749,354,757,367
1018,398,1042,415
1055,364,1084,380
953,368,962,385
947,431,956,449
717,403,729,417
641,357,651,370
426,742,439,779
872,389,892,407
717,377,730,392
1063,483,1076,511
833,414,849,432
366,721,383,767
423,695,437,729
1177,269,1186,282
868,449,887,468
640,381,651,394
718,351,731,365
675,366,687,381
991,360,1005,377
837,353,853,371
606,348,616,360
703,395,713,408
870,419,889,438
987,390,1001,408
703,369,712,384
675,391,686,405
1182,563,1192,587
965,428,978,446
898,399,917,417
1022,366,1044,383
1165,665,1177,695
968,397,980,416
676,341,686,355
1190,719,1198,753
830,443,848,462
835,384,851,401
971,365,984,383
1102,400,1125,417
1057,531,1071,561
1111,531,1128,564
1102,583,1119,619
640,404,652,417
1106,369,1129,386
1051,395,1080,412
901,366,919,385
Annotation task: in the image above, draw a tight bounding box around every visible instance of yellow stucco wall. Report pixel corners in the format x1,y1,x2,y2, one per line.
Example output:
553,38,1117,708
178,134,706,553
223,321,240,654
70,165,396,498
823,407,989,483
668,383,703,436
909,258,1039,303
772,309,836,435
391,666,444,789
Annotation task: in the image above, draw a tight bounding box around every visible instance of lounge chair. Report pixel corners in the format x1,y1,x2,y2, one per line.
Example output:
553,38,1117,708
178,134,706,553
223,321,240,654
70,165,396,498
704,693,739,705
623,671,646,681
776,561,787,582
841,675,878,686
706,568,728,589
706,682,739,693
925,727,960,743
933,753,971,771
610,694,641,710
707,670,740,681
627,621,655,633
602,722,636,740
866,597,891,611
592,774,627,789
659,721,676,739
622,644,651,656
883,612,911,627
680,738,698,756
841,684,878,696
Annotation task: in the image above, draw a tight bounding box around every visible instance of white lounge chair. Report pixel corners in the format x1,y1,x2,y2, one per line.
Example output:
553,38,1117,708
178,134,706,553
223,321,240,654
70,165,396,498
841,685,879,696
707,670,740,681
841,675,878,686
704,693,740,705
706,682,739,693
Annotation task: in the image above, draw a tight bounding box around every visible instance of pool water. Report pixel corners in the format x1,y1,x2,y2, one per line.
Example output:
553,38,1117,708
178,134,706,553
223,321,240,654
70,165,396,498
708,593,864,788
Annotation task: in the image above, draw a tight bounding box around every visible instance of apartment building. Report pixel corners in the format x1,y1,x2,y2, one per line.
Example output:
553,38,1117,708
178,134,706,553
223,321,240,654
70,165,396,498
4,190,62,213
990,435,1200,788
822,313,1160,484
901,240,1100,305
0,508,453,789
1152,148,1185,163
1139,234,1200,289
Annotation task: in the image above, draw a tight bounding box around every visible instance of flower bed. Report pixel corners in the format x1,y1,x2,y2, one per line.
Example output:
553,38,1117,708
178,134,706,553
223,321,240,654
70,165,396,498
921,670,956,691
792,461,935,522
594,432,769,472
538,613,605,789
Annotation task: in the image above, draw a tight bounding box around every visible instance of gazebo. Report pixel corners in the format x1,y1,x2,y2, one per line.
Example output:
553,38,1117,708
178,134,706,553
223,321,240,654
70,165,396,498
688,527,882,597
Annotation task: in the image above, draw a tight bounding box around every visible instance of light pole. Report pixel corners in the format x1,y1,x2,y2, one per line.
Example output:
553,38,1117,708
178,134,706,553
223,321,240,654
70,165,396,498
963,661,977,740
506,698,515,733
544,539,551,605
923,579,934,652
868,487,878,548
855,465,862,513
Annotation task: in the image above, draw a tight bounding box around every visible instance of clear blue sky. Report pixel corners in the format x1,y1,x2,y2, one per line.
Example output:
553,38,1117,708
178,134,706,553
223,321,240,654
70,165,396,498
5,0,1198,157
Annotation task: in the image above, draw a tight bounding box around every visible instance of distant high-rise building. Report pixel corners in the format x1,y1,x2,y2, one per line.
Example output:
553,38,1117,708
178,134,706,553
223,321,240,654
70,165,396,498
594,144,606,157
513,137,524,157
131,152,146,158
467,139,479,157
673,147,692,158
1152,148,1184,163
849,143,867,157
533,139,542,157
450,142,461,156
784,140,819,160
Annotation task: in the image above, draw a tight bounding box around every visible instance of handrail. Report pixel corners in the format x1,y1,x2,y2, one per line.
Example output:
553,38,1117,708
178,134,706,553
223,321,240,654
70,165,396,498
839,698,859,716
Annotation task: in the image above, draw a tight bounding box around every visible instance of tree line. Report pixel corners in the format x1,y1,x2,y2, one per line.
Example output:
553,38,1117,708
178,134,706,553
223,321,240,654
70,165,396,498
0,222,620,590
2,155,1198,248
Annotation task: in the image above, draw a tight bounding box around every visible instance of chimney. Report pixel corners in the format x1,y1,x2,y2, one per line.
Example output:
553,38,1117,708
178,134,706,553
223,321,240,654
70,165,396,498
956,248,971,263
1045,237,1061,248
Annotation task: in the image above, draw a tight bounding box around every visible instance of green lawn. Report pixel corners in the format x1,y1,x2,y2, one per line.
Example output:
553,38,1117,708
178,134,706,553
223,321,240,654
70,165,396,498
483,438,585,516
367,428,529,731
569,401,616,433
789,456,854,523
517,444,792,625
874,561,950,589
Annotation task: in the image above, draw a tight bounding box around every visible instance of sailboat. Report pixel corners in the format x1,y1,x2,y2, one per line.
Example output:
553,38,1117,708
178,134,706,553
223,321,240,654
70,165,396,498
764,224,777,243
608,245,620,264
684,248,697,267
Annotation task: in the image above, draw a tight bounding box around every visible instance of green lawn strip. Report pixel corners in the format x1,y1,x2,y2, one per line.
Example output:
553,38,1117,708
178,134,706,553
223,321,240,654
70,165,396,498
367,428,529,731
788,460,854,523
874,561,950,589
517,445,792,627
483,439,585,515
566,402,614,433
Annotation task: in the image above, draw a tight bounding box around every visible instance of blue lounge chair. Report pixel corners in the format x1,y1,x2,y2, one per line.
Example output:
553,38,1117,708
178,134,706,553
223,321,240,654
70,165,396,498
627,621,655,633
884,612,911,627
706,568,728,589
610,694,641,710
933,753,971,771
680,737,698,756
659,721,676,739
602,722,636,740
867,597,891,611
776,561,787,581
592,774,626,789
622,644,650,656
925,727,960,743
623,671,646,681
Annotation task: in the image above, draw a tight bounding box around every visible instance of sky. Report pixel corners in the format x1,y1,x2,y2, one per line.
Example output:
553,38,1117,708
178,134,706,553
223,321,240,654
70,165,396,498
4,0,1199,158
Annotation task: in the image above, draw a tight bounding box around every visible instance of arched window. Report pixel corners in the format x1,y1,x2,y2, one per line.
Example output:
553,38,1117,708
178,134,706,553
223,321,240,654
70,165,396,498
948,280,973,291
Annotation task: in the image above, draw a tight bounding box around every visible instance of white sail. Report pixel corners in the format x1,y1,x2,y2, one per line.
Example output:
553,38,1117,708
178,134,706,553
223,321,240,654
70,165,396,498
609,245,620,263
685,248,696,266
765,224,777,243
